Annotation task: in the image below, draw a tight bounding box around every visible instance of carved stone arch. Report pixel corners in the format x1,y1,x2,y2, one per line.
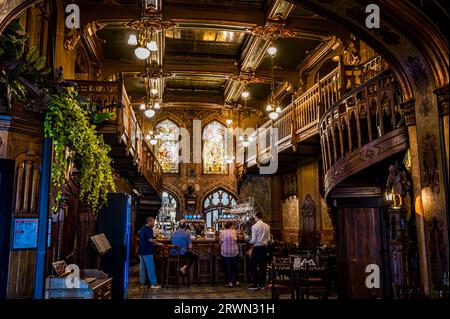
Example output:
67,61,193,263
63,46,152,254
151,113,186,131
197,184,238,212
162,184,184,213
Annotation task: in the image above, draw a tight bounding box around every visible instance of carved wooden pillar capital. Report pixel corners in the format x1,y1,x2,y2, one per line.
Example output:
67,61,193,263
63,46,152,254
434,84,449,117
400,99,416,126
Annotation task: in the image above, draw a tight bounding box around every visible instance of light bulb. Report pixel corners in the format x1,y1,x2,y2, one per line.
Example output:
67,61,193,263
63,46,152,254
128,34,138,45
242,140,250,148
151,88,158,95
147,40,158,52
226,119,233,126
139,103,146,110
150,138,157,145
145,109,155,118
269,111,279,120
241,91,250,99
267,46,277,56
266,104,272,112
146,134,151,140
154,102,161,110
276,106,282,113
135,47,150,60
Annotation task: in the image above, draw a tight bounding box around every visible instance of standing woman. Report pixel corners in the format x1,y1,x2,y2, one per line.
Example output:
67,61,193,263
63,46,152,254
220,222,239,287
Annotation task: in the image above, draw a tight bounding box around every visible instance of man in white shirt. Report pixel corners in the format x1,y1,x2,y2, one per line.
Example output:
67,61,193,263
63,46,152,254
248,211,271,290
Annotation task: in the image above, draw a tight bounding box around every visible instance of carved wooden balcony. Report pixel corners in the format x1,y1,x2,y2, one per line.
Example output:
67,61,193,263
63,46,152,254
73,79,163,196
238,56,407,195
319,69,407,196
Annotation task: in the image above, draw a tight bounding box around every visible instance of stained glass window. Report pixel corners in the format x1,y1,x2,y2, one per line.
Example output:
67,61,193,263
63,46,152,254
155,120,179,173
162,191,178,210
202,121,228,174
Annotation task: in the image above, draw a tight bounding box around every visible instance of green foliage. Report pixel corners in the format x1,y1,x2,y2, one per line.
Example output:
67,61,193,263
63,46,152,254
0,20,51,106
44,89,116,213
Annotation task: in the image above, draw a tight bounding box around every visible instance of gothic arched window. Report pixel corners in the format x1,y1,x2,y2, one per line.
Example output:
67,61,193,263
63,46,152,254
203,189,237,227
202,121,228,174
155,119,179,173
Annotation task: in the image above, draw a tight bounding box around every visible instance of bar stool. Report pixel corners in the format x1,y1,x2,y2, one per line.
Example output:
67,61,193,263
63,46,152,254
213,244,225,283
237,243,248,283
194,244,213,284
164,245,180,289
153,245,165,285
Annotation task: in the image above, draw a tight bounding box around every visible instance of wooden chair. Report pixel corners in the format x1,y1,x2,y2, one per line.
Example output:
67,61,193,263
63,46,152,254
268,257,295,299
298,263,330,300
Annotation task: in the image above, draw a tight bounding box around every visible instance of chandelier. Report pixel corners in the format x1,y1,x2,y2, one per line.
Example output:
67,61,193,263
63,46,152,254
137,61,173,118
266,45,282,120
125,11,175,60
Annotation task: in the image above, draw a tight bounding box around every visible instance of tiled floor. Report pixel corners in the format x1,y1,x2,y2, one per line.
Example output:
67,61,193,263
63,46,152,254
128,264,273,299
127,265,334,299
128,284,273,299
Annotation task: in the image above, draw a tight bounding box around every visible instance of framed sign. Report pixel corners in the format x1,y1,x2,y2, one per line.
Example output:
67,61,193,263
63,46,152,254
11,218,52,250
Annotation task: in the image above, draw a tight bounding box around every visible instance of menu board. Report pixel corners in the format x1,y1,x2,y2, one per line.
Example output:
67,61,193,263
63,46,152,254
11,218,52,250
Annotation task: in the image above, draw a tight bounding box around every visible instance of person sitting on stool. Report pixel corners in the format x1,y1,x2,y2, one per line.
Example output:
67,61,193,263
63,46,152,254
171,221,198,274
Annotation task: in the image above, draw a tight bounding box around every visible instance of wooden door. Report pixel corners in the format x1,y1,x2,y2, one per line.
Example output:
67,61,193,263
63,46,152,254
337,206,386,299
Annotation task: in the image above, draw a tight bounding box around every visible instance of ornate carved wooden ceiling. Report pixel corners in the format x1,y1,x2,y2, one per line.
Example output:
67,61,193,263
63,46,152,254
77,0,348,111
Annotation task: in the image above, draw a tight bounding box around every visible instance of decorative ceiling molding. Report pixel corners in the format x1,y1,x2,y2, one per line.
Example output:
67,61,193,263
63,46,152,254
247,18,297,41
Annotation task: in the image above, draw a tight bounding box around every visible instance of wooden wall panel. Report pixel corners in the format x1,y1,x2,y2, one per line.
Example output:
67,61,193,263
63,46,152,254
337,206,385,299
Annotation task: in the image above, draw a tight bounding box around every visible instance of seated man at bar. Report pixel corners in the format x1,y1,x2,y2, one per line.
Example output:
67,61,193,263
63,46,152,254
248,211,271,290
171,221,198,274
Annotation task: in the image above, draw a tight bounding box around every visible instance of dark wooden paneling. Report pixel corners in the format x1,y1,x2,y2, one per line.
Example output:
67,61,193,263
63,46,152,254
337,206,385,299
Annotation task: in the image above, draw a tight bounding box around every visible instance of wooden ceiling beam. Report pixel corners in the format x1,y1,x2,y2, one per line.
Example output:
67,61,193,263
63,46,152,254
162,2,264,27
78,3,141,26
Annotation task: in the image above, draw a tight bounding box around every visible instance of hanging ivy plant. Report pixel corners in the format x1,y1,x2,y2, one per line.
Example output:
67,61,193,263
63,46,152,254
44,88,116,213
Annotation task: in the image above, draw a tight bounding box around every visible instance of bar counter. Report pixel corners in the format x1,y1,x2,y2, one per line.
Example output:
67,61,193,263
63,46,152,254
153,236,251,284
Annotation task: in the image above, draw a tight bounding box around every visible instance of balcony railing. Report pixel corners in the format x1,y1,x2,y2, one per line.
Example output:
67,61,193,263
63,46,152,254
239,56,390,167
74,79,163,192
319,69,406,195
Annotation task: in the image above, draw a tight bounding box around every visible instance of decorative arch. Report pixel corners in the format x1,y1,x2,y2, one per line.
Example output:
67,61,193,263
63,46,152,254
201,187,238,227
202,120,228,175
154,119,180,173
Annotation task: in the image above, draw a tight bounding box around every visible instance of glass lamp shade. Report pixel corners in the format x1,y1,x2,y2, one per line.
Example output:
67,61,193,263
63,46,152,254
241,91,250,99
226,119,233,126
150,138,157,145
242,140,250,148
276,106,282,113
267,46,277,56
266,104,272,112
135,47,150,60
269,111,279,120
151,88,158,95
147,40,158,52
139,103,146,110
153,102,161,110
145,134,151,140
144,109,155,118
128,34,138,45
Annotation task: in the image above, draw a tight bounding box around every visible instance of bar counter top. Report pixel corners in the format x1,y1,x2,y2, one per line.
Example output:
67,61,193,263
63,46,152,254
156,237,249,244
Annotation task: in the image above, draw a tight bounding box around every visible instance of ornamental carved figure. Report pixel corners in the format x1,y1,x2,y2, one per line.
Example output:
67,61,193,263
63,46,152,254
302,194,316,234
